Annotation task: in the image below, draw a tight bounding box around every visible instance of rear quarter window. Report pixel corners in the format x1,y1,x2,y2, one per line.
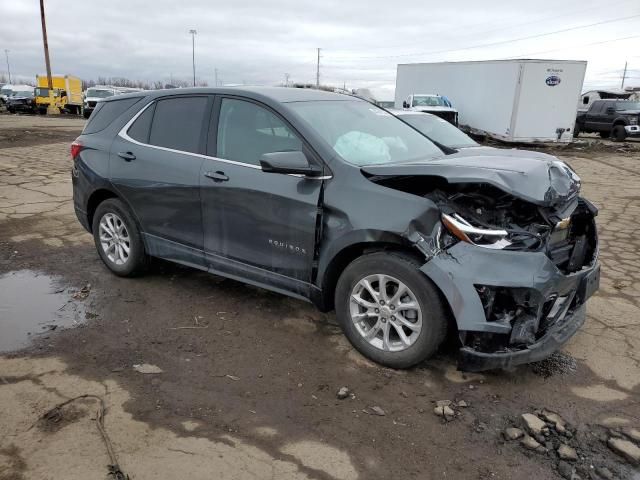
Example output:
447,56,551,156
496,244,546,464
83,97,142,134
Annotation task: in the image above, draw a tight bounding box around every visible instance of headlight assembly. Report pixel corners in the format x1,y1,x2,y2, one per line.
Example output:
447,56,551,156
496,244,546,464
441,213,512,250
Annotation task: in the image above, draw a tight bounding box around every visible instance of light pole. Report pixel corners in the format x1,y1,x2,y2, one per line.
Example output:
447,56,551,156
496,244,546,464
189,29,197,87
4,50,10,84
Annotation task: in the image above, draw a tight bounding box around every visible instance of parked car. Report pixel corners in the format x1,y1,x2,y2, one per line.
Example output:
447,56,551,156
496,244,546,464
6,88,36,113
72,87,599,371
574,99,640,141
390,110,562,163
83,86,120,118
402,94,458,125
1,84,34,105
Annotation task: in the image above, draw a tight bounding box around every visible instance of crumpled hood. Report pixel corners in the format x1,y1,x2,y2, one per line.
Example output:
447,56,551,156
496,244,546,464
361,152,581,207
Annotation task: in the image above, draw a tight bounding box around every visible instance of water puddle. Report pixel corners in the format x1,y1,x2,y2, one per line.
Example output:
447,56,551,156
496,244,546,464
0,270,86,353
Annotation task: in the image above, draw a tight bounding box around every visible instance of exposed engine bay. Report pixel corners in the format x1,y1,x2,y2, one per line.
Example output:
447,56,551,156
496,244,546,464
370,175,597,274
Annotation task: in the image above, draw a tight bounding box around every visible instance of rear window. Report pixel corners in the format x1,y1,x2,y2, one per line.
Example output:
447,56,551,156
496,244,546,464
83,97,142,134
148,97,208,154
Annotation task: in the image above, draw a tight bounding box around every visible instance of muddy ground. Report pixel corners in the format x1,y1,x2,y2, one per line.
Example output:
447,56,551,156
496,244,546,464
0,114,639,480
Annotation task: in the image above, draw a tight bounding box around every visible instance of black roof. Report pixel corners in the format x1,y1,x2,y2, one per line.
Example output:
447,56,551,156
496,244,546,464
106,86,353,104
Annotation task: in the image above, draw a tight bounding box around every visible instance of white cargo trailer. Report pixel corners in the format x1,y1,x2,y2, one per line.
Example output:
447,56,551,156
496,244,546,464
395,59,587,143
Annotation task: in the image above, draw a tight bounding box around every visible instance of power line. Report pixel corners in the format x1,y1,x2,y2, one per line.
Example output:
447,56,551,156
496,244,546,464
332,0,635,54
327,14,640,60
504,34,640,58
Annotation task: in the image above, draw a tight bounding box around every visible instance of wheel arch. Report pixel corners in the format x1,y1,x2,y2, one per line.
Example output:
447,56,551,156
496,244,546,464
86,188,121,233
613,117,629,126
314,235,426,312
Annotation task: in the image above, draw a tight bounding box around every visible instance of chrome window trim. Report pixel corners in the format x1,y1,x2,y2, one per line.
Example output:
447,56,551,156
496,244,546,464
118,99,331,179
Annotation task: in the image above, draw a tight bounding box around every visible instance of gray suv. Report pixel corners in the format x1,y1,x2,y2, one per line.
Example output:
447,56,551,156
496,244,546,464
71,87,600,371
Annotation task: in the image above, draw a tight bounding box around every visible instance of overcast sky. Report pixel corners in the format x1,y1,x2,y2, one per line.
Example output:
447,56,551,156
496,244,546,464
1,0,638,98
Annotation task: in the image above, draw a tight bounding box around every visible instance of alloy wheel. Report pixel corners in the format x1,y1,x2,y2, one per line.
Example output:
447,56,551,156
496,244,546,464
349,274,423,352
99,212,131,266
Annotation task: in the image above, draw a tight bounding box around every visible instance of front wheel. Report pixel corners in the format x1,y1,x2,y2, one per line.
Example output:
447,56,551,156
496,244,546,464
612,125,626,142
92,198,148,277
335,252,448,368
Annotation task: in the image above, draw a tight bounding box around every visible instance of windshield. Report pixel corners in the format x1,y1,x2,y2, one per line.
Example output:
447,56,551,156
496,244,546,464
412,96,445,107
617,101,640,110
289,100,443,166
1,87,13,96
12,90,34,98
35,87,49,97
86,88,115,98
398,114,477,148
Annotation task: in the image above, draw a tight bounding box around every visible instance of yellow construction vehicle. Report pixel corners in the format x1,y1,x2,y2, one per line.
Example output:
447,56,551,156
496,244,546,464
35,74,83,114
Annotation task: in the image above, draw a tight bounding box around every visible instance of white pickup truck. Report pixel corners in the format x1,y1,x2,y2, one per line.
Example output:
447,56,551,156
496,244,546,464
402,94,458,126
83,86,120,118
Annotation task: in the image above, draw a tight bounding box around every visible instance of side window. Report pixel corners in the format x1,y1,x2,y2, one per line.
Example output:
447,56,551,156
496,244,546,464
127,103,155,143
214,98,302,166
582,96,589,105
148,96,208,154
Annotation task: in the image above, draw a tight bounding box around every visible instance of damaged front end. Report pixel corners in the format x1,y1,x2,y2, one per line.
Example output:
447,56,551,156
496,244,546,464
363,155,600,371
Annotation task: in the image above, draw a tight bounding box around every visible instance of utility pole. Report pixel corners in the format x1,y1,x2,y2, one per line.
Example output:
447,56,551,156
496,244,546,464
39,0,58,114
4,50,10,84
284,73,290,87
316,48,321,89
189,29,197,87
214,68,218,87
621,60,628,89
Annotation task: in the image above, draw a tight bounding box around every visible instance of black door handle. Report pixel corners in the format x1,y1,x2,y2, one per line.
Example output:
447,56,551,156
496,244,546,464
204,171,229,182
118,151,136,162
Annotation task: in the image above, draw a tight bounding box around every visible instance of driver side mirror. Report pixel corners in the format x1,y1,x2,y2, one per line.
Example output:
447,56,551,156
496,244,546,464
606,107,615,114
260,151,322,177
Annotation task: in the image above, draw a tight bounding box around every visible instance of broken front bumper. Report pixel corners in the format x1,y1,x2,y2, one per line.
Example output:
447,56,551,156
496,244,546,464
421,242,599,372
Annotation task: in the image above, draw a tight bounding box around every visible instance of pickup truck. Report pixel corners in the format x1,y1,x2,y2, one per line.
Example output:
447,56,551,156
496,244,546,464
402,94,458,126
574,99,640,141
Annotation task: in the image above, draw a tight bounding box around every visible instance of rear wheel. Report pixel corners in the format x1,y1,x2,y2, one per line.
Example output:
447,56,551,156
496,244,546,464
335,252,448,368
612,125,627,142
92,198,148,277
573,123,580,138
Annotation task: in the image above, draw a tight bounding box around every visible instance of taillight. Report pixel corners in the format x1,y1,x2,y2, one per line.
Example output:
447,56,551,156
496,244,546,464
70,140,83,160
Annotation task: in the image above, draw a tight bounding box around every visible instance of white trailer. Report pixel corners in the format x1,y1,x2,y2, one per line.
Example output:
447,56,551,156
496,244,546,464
395,59,587,143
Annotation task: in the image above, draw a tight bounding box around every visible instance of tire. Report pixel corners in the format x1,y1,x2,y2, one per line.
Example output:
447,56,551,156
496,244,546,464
612,125,626,142
83,110,91,119
335,251,448,368
573,124,580,138
92,198,148,277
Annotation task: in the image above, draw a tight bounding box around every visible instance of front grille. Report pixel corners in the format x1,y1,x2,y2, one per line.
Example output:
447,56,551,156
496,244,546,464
547,200,597,274
88,101,97,108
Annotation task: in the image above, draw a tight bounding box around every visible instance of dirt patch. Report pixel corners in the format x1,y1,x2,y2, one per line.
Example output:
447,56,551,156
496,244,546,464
0,445,26,480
